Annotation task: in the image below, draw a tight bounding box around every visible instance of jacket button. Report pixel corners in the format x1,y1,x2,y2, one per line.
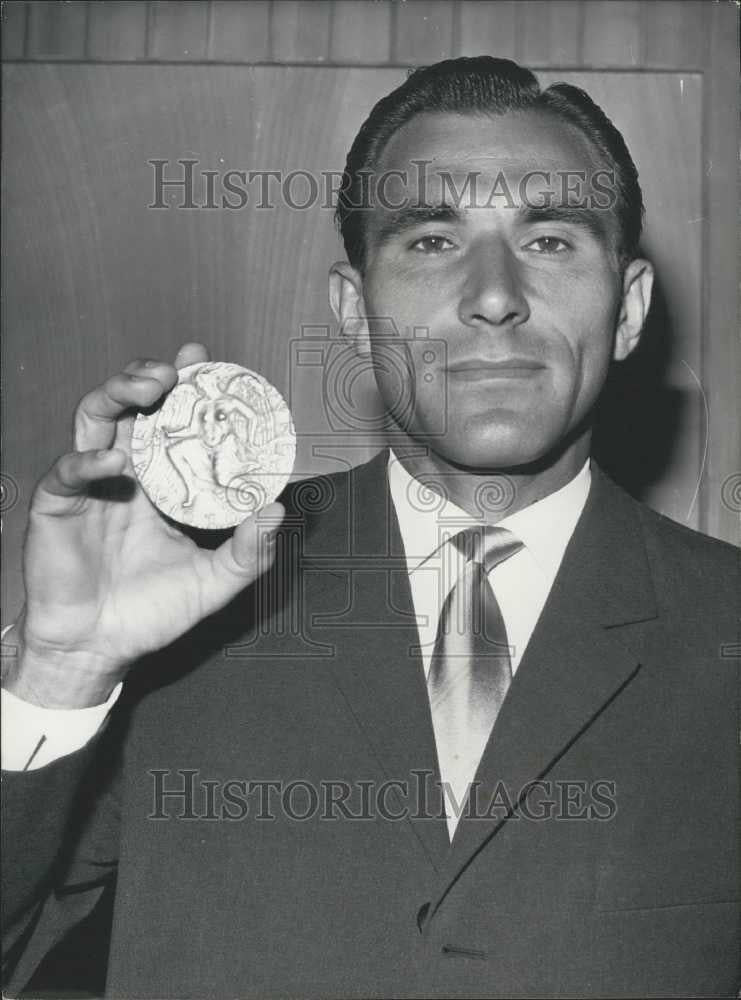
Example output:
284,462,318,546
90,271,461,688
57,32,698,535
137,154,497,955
416,901,430,932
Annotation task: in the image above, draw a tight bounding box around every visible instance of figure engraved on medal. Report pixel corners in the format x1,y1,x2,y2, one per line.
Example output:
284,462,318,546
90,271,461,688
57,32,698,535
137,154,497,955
132,362,296,528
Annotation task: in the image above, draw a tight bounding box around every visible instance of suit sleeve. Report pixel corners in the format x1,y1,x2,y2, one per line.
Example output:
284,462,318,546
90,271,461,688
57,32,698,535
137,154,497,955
1,703,124,993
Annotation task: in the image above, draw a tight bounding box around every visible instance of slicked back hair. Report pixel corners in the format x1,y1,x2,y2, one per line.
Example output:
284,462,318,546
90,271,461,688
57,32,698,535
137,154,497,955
335,56,644,272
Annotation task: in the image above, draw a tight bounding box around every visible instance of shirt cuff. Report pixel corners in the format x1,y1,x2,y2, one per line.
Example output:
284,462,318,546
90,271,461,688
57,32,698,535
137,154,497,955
1,682,123,771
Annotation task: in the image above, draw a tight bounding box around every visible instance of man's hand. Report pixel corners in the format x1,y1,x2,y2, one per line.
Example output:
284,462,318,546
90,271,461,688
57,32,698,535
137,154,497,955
4,343,284,709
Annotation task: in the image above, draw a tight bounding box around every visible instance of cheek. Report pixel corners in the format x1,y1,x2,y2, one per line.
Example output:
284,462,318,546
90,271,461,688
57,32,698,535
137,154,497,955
364,265,451,330
540,278,621,372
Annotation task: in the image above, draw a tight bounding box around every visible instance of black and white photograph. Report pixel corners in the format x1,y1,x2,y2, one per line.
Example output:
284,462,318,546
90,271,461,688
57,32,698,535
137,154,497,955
1,1,739,997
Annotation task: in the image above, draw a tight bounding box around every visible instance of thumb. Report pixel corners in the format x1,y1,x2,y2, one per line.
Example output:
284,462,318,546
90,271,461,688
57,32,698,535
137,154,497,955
204,502,286,610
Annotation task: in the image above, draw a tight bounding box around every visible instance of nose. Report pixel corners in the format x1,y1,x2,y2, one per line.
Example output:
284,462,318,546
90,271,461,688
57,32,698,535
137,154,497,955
457,238,530,330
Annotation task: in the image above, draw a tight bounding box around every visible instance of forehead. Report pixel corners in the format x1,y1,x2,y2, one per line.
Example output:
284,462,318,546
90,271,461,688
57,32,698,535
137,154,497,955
375,109,604,201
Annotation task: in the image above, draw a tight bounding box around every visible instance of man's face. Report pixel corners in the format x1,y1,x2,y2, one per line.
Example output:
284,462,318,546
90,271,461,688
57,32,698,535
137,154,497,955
353,109,640,470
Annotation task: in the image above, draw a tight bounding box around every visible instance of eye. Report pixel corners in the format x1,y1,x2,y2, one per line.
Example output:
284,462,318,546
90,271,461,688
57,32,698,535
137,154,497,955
409,234,456,254
525,235,571,254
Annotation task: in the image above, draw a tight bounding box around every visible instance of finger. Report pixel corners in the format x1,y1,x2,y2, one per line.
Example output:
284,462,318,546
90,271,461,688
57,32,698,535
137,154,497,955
35,448,127,502
174,342,210,370
200,502,286,613
123,357,177,379
73,370,177,452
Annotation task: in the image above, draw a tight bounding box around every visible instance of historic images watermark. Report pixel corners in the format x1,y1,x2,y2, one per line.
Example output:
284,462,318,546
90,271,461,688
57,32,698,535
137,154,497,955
148,159,618,213
148,768,618,824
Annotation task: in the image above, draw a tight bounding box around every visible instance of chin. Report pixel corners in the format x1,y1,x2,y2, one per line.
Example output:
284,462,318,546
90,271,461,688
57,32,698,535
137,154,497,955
415,416,559,472
415,436,540,473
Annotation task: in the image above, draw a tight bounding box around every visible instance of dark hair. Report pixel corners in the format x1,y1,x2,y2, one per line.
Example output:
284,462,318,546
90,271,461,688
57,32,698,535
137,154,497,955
335,56,644,270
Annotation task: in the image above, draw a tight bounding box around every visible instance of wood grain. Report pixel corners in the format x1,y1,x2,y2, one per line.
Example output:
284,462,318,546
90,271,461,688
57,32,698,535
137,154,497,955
88,1,147,62
1,0,28,59
26,0,87,59
394,0,455,64
700,2,740,543
457,1,518,61
149,1,209,61
209,0,272,63
643,0,705,70
581,1,643,67
519,0,582,67
331,0,392,64
271,0,332,63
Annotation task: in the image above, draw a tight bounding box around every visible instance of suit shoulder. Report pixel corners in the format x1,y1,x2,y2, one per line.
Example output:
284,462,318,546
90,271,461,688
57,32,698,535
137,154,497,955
281,463,351,503
278,465,352,530
636,499,738,564
633,498,738,612
279,451,387,525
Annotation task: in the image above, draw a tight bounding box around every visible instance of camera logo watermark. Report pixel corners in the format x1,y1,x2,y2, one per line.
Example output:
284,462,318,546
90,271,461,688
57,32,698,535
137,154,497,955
287,322,447,440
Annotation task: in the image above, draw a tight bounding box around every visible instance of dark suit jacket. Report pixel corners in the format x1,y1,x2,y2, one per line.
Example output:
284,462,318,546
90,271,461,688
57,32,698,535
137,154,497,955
3,450,739,998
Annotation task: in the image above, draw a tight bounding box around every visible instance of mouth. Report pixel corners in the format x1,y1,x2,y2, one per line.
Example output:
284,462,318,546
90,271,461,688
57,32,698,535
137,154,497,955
446,358,546,382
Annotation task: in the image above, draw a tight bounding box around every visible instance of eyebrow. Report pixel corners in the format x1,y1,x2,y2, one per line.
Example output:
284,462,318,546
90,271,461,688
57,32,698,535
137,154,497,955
516,204,612,243
371,204,463,246
370,201,614,248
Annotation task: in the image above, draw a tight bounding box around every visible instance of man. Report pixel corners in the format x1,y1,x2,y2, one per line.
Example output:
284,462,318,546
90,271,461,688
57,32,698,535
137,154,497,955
2,57,738,998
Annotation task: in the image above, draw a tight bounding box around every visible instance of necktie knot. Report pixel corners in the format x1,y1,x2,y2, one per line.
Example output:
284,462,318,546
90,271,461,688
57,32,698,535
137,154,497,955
453,525,523,575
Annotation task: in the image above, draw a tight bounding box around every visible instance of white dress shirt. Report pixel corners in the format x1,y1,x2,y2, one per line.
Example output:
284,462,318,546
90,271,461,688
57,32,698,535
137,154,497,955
387,450,591,677
1,454,591,774
1,620,121,770
388,450,591,836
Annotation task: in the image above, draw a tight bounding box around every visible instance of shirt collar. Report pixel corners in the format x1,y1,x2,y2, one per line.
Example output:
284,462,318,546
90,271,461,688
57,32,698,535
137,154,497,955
387,448,591,577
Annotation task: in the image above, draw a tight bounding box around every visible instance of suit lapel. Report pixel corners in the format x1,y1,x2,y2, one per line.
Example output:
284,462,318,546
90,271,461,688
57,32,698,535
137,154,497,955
427,464,659,914
298,450,450,872
293,455,660,895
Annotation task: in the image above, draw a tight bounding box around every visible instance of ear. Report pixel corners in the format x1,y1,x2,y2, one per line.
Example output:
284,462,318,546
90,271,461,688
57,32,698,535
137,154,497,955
328,261,372,357
613,257,654,361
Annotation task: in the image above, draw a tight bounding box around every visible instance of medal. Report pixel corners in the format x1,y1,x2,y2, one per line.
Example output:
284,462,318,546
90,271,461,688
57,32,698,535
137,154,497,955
132,362,296,529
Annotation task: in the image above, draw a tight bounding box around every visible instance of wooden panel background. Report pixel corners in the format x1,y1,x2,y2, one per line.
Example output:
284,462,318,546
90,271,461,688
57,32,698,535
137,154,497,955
2,1,738,622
